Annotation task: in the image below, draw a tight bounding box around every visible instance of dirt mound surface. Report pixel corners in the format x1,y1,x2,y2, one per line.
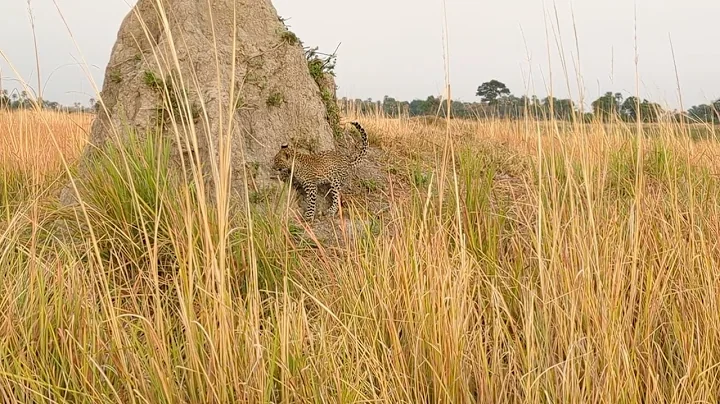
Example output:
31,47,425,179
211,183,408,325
60,0,337,206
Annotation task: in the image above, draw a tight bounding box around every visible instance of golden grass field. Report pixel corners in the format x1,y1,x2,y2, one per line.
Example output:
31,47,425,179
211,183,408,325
2,108,720,403
0,110,89,178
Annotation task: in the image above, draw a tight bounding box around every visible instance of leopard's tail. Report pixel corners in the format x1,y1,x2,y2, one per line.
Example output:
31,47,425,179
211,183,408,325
349,121,368,166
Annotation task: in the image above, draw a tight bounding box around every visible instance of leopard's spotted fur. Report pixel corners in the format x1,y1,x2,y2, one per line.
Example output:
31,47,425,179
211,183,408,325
272,121,369,221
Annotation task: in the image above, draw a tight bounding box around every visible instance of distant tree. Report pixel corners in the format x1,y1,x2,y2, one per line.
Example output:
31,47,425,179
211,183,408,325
476,80,511,105
496,95,523,119
19,91,29,108
382,95,402,117
450,100,469,118
0,90,8,108
542,96,576,120
621,96,664,122
614,92,624,108
591,92,621,121
424,95,442,116
399,101,410,116
351,98,362,113
519,95,543,118
409,99,428,116
352,98,376,114
557,99,577,120
620,96,641,120
688,103,718,123
640,101,663,122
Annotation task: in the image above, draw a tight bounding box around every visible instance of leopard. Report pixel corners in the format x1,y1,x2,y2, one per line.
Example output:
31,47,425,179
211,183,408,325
272,121,369,221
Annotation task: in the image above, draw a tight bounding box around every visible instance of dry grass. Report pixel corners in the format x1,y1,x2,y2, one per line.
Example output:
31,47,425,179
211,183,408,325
2,106,720,402
0,109,89,177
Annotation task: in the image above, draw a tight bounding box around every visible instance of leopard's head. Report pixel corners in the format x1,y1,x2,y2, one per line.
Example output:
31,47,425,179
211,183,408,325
271,143,293,173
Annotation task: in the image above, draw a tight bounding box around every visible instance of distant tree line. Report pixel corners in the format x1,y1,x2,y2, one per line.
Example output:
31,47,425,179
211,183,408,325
3,77,720,124
0,89,96,113
687,101,720,124
341,79,720,124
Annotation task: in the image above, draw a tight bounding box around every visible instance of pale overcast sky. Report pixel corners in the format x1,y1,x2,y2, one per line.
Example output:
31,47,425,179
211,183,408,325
1,0,718,111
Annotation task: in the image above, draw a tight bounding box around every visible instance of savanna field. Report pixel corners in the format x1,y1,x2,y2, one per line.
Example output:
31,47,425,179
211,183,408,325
3,108,720,403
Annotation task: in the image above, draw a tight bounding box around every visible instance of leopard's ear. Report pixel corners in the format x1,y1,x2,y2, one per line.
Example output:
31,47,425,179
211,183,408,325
280,143,289,149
